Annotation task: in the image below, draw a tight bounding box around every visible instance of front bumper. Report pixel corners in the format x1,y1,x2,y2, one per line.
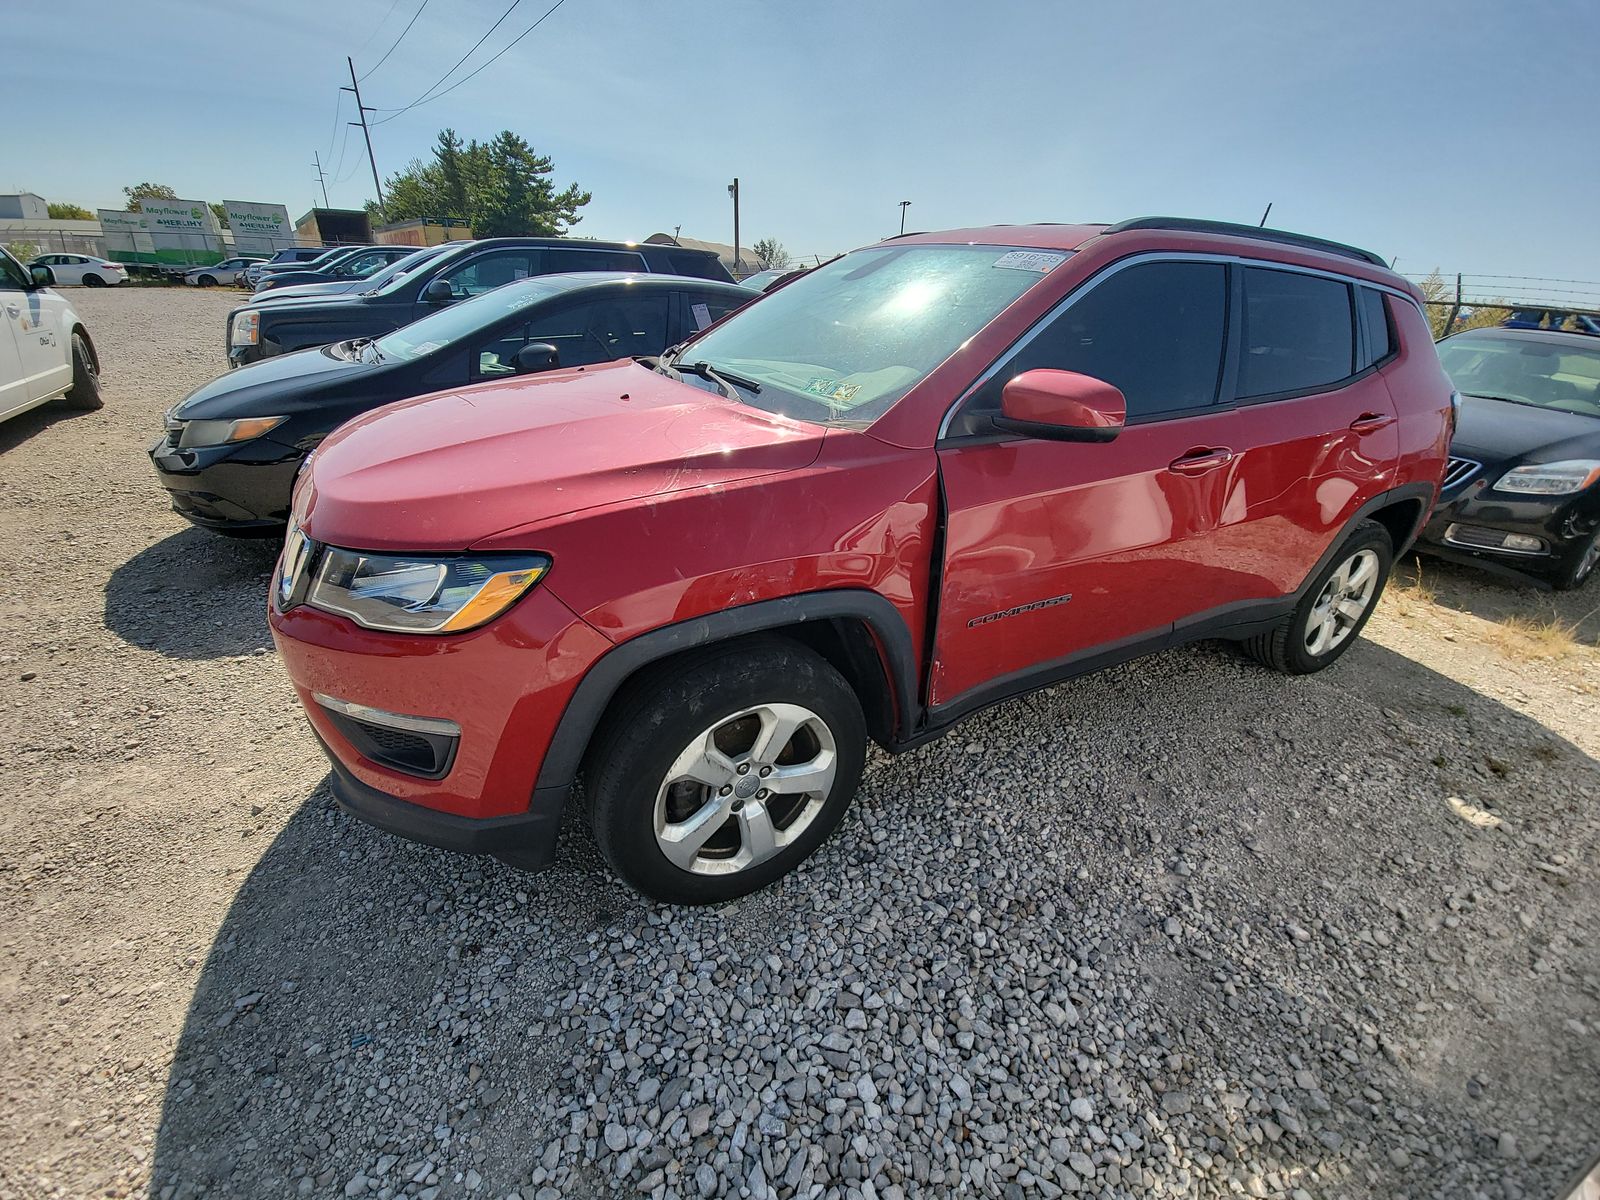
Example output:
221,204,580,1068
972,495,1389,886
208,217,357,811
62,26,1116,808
270,580,612,864
147,432,302,533
1416,471,1598,576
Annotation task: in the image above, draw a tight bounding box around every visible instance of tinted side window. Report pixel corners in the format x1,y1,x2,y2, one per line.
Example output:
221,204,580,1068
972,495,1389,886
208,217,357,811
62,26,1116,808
952,260,1227,434
548,248,645,273
474,293,671,375
662,251,726,281
1357,287,1393,368
1238,268,1355,398
439,252,539,298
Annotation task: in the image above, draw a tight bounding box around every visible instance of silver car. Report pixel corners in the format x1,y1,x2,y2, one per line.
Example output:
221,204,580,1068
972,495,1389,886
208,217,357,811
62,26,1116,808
184,257,267,288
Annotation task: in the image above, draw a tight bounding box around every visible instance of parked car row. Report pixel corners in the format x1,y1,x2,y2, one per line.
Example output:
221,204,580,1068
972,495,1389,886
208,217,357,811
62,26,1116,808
7,217,1596,905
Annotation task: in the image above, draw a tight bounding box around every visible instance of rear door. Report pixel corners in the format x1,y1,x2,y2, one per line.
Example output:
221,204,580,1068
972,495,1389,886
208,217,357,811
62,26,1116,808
930,258,1234,708
1194,267,1399,606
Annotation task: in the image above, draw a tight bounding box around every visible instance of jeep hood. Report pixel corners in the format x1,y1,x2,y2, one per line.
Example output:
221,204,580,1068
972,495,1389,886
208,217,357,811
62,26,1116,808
297,359,827,551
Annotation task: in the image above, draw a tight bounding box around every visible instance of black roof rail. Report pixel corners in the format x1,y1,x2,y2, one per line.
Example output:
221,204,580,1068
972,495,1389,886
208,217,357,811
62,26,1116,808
1104,217,1388,268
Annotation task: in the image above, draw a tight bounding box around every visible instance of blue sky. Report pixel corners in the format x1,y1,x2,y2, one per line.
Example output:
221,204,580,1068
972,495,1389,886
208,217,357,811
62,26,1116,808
6,0,1598,291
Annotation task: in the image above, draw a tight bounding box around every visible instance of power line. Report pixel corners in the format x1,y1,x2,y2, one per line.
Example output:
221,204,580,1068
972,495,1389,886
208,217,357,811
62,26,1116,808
324,89,344,159
353,0,405,56
372,0,566,126
358,0,430,81
370,0,526,121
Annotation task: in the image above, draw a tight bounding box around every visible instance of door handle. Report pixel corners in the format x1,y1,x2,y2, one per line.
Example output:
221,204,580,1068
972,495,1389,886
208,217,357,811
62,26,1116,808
4,303,18,318
1349,412,1394,433
1168,447,1235,475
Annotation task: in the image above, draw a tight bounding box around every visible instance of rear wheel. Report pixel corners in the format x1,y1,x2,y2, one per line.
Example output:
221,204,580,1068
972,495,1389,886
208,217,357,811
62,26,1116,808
1553,529,1600,591
82,273,105,288
1244,521,1392,674
61,332,103,411
583,640,866,904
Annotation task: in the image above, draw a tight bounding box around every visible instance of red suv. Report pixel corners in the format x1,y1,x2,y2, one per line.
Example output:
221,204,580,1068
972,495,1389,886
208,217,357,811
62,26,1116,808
269,218,1453,903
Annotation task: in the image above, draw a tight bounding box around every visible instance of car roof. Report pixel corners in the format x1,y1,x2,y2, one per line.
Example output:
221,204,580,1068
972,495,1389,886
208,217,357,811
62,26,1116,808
1445,327,1600,349
891,224,1108,251
506,271,749,294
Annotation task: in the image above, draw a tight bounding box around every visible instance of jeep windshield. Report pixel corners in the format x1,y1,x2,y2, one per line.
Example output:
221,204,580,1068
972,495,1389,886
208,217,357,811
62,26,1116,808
668,244,1070,424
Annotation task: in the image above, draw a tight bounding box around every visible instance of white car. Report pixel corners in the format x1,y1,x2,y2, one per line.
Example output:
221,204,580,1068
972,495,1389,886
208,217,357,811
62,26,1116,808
30,253,128,287
0,248,102,423
184,257,266,288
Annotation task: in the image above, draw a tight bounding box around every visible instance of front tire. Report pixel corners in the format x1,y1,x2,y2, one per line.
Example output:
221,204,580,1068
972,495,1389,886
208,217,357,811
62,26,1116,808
61,332,103,411
1245,521,1393,674
196,274,217,287
584,639,867,904
1553,529,1600,591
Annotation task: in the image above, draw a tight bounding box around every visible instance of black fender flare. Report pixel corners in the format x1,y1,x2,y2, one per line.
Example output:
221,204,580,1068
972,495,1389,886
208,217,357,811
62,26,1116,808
533,589,919,794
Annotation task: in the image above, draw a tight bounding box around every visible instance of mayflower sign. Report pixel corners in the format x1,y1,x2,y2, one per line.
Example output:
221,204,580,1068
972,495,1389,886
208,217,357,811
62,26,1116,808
223,201,294,255
99,198,224,267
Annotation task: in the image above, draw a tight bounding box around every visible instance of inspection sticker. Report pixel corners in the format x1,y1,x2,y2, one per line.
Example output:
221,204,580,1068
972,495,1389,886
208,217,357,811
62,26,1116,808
992,250,1068,273
804,378,861,403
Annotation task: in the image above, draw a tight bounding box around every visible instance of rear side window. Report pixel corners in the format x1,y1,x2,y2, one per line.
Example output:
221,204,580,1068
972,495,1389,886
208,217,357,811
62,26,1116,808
661,251,727,281
1238,268,1355,398
953,260,1227,432
1357,287,1393,368
686,290,747,332
547,247,646,273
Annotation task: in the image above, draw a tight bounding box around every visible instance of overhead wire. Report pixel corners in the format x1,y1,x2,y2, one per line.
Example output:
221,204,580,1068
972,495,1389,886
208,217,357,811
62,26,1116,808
358,0,430,81
370,0,566,126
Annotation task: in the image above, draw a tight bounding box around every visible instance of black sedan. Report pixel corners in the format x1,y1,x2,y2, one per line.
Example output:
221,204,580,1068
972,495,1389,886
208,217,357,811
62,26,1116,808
152,273,752,534
225,236,732,368
1419,327,1600,589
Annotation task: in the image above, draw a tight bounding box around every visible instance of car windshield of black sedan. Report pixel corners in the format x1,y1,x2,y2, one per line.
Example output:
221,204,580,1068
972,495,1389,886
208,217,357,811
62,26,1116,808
1438,333,1600,417
371,279,565,361
677,244,1069,424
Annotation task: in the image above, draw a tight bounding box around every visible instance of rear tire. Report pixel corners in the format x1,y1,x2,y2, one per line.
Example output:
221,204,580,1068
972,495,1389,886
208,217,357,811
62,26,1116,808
1553,529,1600,591
61,332,103,411
1244,521,1392,674
584,639,867,904
82,273,105,288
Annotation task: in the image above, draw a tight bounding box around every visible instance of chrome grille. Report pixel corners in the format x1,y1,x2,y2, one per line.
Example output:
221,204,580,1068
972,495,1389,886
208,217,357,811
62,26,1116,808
1443,456,1481,491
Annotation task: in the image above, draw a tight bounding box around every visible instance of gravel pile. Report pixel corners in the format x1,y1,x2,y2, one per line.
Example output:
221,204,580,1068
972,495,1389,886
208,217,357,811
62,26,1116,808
1,290,1597,1200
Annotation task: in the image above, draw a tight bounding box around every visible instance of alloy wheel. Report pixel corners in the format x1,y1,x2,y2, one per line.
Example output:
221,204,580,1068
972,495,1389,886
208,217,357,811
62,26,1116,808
1305,548,1380,656
653,702,837,876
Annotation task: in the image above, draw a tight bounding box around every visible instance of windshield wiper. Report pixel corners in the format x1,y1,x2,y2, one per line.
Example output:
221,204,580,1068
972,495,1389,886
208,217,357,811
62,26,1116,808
677,360,762,397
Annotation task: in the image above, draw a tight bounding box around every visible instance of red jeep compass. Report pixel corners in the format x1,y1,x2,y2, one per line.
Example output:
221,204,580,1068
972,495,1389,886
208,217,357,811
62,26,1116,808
269,218,1453,904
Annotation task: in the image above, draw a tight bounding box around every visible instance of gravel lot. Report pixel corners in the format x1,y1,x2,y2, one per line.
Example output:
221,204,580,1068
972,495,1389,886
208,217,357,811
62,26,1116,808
1,287,1598,1200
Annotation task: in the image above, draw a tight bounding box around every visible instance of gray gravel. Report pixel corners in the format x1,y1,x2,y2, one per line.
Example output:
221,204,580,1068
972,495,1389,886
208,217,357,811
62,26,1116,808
1,288,1598,1200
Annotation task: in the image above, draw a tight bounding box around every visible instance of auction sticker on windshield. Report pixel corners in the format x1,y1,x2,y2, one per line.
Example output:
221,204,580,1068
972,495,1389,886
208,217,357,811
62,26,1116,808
992,250,1068,273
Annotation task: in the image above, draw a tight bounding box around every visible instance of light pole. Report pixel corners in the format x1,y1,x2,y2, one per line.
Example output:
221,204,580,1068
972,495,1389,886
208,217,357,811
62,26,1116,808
728,179,742,273
898,200,911,235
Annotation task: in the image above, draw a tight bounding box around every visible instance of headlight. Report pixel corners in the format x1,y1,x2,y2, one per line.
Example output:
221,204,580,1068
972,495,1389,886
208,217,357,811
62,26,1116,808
1495,460,1600,496
177,415,286,448
231,311,260,346
307,549,551,634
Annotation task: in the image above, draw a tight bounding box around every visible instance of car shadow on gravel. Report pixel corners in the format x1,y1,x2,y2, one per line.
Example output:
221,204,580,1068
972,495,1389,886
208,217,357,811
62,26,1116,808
106,527,281,660
0,401,99,454
147,638,1600,1199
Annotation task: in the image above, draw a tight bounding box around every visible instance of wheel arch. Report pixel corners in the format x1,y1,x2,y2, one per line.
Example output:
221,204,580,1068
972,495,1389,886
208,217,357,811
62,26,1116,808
534,590,919,795
1294,482,1435,599
71,324,101,374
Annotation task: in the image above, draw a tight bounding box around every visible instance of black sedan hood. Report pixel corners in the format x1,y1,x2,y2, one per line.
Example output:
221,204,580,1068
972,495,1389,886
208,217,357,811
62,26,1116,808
175,345,380,419
1453,394,1600,464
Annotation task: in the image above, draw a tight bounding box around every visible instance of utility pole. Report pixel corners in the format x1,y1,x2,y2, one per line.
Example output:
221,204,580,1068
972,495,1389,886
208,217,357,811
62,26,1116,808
342,56,385,214
727,178,741,273
312,151,330,208
898,200,911,235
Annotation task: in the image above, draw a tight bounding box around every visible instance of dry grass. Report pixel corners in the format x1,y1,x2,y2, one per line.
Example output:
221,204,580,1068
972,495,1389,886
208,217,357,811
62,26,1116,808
1384,562,1439,618
1487,611,1584,659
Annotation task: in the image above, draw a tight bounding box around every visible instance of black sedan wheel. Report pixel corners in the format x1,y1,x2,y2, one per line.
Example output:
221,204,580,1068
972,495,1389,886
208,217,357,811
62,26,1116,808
1554,529,1600,591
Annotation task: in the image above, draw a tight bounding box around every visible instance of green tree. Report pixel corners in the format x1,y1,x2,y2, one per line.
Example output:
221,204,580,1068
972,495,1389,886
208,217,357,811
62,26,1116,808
123,182,178,211
209,202,229,230
753,238,791,269
47,202,93,220
374,129,589,236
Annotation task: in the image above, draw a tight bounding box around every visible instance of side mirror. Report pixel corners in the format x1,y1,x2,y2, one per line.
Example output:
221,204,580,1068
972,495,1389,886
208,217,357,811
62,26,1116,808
29,265,53,288
993,369,1125,443
423,278,455,306
513,343,561,374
